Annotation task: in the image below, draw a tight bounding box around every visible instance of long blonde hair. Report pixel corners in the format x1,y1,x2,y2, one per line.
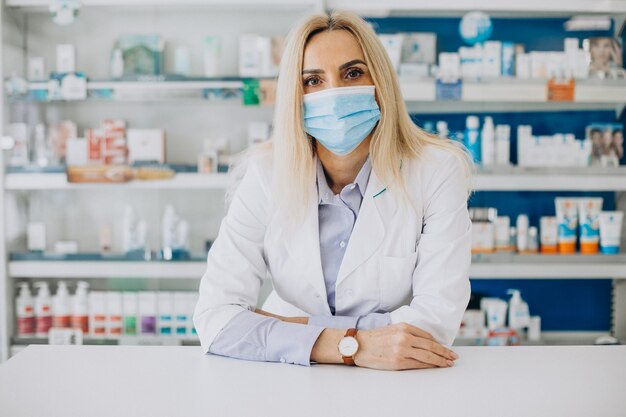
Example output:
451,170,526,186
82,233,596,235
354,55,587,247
231,11,473,221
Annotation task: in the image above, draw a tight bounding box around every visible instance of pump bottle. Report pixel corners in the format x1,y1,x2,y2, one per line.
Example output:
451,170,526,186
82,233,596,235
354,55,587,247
16,283,35,337
507,289,530,330
71,281,89,333
53,281,71,328
34,281,52,338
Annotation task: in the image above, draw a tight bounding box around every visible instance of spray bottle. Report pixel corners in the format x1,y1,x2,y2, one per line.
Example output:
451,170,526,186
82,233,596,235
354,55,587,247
481,116,495,166
16,283,35,337
464,115,481,164
34,282,52,338
53,281,71,328
71,281,89,333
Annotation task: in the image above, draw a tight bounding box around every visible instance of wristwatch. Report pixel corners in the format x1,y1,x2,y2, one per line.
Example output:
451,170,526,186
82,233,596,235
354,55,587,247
338,328,359,365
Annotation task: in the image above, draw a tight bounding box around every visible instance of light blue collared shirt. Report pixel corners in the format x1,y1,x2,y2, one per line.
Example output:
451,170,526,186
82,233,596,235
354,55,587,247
208,157,390,366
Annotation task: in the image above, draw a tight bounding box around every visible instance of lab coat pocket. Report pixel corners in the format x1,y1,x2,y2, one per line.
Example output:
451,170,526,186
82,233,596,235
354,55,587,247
379,253,418,311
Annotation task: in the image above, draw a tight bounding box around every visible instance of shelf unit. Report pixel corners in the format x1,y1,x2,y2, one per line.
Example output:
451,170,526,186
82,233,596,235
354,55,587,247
5,167,625,191
6,253,626,280
2,1,626,363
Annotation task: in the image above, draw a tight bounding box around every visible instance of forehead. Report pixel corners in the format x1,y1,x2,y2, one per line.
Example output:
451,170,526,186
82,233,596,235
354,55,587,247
303,29,365,68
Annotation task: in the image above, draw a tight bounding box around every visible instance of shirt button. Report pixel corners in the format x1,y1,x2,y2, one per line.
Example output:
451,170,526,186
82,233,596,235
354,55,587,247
339,241,346,248
350,184,356,190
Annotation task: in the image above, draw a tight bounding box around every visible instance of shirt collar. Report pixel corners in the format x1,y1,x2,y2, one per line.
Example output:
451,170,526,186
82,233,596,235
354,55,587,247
316,156,372,204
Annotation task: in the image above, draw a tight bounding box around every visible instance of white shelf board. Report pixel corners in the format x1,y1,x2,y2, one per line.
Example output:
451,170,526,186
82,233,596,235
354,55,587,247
401,79,626,104
7,0,317,9
326,0,626,14
474,167,626,191
5,172,231,190
470,253,626,279
7,168,625,192
9,261,207,279
9,254,626,279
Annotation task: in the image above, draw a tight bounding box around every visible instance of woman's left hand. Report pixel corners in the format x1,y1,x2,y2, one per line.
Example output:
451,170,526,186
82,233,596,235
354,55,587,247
255,308,309,325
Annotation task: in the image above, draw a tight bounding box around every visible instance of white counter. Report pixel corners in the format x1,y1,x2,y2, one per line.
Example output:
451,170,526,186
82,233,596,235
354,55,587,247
0,345,624,417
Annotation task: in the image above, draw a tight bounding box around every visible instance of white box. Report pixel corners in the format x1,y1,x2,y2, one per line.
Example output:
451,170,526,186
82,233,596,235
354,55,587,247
400,32,436,64
239,34,262,77
27,223,46,251
66,138,88,166
482,41,502,78
378,34,404,71
28,57,46,80
127,129,166,164
515,53,531,79
56,44,75,73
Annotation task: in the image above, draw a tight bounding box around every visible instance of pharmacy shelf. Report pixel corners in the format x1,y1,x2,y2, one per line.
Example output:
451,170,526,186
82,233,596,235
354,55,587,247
9,260,207,279
470,253,626,279
326,0,626,15
4,172,231,190
7,168,626,191
474,166,626,191
401,79,626,104
6,0,318,10
13,78,626,105
9,254,626,279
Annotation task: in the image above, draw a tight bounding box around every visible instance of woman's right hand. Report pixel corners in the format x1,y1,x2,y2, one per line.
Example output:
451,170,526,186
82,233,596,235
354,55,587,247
354,323,458,371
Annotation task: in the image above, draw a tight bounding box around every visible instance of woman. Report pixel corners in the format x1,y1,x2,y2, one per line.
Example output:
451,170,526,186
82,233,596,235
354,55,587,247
194,11,473,371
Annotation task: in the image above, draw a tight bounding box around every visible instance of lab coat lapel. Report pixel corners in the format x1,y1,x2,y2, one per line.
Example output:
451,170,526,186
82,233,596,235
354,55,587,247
335,169,389,287
283,184,331,315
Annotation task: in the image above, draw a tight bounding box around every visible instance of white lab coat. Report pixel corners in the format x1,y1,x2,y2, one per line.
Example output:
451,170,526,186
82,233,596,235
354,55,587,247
194,145,471,352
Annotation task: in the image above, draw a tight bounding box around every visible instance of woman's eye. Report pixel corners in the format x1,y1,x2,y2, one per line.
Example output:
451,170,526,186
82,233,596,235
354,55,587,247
346,68,363,79
305,77,320,86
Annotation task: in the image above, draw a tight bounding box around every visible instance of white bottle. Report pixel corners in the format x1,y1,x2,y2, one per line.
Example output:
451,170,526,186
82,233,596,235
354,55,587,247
71,281,89,334
507,289,530,330
495,124,511,166
436,121,449,139
481,116,495,166
34,282,52,338
528,226,539,253
53,281,71,328
16,283,35,337
162,205,178,259
111,48,124,79
516,215,529,253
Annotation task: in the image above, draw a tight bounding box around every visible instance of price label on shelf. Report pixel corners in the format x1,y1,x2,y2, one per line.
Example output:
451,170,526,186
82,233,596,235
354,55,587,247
547,79,575,102
435,79,462,101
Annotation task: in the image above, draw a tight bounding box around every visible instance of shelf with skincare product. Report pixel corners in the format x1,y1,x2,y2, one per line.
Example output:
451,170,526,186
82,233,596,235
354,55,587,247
6,0,318,10
4,172,232,191
9,260,207,279
10,255,626,280
470,253,626,279
474,166,626,191
400,79,626,105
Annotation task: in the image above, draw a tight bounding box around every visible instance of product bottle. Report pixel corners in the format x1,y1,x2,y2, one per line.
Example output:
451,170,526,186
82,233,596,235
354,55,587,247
436,121,449,139
481,116,495,166
528,226,539,253
16,283,35,337
516,215,529,253
464,115,481,164
34,282,52,338
111,48,124,79
507,289,530,330
53,281,71,328
71,281,89,333
495,124,511,166
509,226,517,252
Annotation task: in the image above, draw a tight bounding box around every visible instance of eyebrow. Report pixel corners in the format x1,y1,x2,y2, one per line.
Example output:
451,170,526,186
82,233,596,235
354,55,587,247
302,59,367,74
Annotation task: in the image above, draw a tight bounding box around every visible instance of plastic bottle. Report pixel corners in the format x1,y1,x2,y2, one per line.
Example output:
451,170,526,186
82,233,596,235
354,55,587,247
464,115,481,164
481,116,495,166
507,289,530,330
436,121,449,139
16,283,35,337
111,48,124,79
516,215,529,253
528,226,539,253
71,281,89,333
53,281,71,328
495,124,511,166
34,282,52,338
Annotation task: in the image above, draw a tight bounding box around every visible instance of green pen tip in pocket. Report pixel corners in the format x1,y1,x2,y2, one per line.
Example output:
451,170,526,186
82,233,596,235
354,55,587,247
373,188,387,198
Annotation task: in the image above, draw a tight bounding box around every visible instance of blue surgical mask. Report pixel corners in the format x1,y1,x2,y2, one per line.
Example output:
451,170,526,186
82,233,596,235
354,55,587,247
303,85,381,156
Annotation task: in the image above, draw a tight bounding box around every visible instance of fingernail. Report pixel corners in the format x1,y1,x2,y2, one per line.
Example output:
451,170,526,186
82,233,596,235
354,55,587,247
450,351,459,360
446,360,454,367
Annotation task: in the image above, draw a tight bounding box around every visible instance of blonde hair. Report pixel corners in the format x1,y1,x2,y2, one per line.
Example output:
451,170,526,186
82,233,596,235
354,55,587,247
230,11,473,221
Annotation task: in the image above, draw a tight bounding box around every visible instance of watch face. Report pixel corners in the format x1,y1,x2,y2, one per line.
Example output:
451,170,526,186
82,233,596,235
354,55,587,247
338,336,359,356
